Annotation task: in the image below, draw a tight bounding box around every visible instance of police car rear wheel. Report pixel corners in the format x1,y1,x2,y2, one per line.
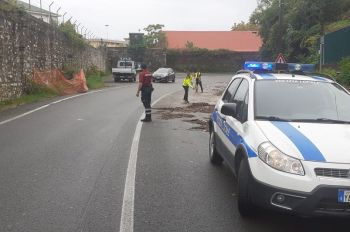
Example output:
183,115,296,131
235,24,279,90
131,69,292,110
209,130,223,165
237,158,256,217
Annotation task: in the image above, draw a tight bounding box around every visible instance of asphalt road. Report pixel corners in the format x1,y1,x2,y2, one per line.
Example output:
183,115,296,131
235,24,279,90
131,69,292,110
0,74,348,232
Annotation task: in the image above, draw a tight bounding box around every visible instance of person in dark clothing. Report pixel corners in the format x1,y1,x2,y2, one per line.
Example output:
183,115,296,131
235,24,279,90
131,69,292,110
194,70,203,93
136,64,154,122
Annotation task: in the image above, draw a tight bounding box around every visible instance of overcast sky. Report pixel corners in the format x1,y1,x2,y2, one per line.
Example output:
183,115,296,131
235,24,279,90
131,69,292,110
28,0,258,40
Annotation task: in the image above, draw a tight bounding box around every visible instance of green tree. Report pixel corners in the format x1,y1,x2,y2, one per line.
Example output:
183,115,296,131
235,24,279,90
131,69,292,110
231,21,259,31
58,21,87,48
251,0,350,62
339,57,350,85
185,41,195,49
143,24,168,48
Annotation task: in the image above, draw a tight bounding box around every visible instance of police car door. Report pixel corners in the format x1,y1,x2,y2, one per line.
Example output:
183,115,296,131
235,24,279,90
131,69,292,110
215,78,242,165
220,78,249,169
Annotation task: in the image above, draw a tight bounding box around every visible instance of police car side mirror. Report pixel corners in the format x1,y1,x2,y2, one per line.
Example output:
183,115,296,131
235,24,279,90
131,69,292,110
221,103,237,117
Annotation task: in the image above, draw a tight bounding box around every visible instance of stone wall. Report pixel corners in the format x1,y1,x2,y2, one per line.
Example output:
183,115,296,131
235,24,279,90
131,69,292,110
107,46,259,73
107,47,166,72
166,49,260,73
0,1,106,101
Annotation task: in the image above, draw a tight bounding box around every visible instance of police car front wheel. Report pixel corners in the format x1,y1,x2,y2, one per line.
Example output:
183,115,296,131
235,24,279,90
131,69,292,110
237,158,256,217
209,130,223,165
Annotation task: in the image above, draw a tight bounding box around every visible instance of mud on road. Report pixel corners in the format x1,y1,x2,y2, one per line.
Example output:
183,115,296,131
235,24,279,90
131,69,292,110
153,80,228,132
154,103,215,131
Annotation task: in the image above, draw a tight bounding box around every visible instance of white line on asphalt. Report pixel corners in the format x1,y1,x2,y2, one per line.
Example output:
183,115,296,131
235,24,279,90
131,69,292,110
0,86,130,126
119,91,177,232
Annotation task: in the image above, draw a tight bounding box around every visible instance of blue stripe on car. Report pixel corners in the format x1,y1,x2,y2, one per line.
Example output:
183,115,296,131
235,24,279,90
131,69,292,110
271,121,326,162
258,73,276,79
212,111,257,158
311,76,329,82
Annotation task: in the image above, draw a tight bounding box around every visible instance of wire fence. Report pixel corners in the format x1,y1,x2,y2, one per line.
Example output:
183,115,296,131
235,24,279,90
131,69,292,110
3,0,96,40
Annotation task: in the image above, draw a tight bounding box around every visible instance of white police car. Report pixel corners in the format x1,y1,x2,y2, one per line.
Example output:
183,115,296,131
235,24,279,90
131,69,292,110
208,62,350,217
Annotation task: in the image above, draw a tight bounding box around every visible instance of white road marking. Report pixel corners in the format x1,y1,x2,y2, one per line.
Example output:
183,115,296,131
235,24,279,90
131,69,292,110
119,91,176,232
0,86,130,126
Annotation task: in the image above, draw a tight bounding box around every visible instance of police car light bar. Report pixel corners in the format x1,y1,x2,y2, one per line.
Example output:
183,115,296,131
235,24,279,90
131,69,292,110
288,63,316,73
244,62,316,73
244,62,274,72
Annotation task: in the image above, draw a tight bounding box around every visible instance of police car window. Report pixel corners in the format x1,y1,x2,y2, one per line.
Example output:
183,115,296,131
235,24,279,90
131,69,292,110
231,79,248,103
231,79,249,122
241,93,249,122
255,80,350,122
120,62,132,67
222,78,241,103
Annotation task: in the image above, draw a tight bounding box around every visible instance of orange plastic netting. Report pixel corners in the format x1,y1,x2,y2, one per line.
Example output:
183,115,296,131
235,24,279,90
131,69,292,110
33,69,88,95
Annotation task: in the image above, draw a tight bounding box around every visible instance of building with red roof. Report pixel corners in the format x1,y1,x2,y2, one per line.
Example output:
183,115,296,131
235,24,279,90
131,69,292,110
164,31,262,52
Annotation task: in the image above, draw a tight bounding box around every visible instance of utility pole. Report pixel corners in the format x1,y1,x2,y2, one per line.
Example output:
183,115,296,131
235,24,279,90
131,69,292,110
278,0,283,54
319,36,325,72
319,3,326,72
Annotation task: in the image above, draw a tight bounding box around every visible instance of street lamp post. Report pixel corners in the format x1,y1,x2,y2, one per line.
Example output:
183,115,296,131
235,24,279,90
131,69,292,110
49,2,54,24
105,24,109,41
56,7,61,24
62,12,67,24
73,19,77,32
76,23,81,34
39,0,43,20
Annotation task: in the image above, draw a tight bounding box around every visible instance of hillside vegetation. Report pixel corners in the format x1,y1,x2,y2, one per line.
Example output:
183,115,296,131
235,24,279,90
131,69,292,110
249,0,350,63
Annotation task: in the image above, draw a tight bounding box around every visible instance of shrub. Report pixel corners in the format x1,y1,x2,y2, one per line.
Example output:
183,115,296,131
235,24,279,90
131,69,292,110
338,57,350,85
62,64,80,79
86,65,105,77
25,80,57,95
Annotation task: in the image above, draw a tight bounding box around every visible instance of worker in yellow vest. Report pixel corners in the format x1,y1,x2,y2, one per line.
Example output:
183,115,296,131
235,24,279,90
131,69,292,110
194,70,203,93
182,71,193,104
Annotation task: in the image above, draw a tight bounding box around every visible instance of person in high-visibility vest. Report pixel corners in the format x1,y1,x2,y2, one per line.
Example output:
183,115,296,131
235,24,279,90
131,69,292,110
194,70,203,93
182,71,193,104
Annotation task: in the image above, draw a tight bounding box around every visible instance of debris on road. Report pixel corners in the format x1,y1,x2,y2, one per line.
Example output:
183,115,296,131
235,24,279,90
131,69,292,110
154,79,227,132
154,103,214,132
183,118,210,131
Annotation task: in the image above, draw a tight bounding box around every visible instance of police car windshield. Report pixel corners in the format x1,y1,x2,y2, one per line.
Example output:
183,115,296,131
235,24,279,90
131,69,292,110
255,80,350,123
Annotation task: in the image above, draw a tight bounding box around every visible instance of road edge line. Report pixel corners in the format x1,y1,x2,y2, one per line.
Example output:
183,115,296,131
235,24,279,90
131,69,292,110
119,91,177,232
0,86,130,126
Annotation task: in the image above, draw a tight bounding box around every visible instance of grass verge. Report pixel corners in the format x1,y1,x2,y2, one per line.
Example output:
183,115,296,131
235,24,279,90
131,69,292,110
0,70,109,112
86,74,106,89
0,86,57,112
